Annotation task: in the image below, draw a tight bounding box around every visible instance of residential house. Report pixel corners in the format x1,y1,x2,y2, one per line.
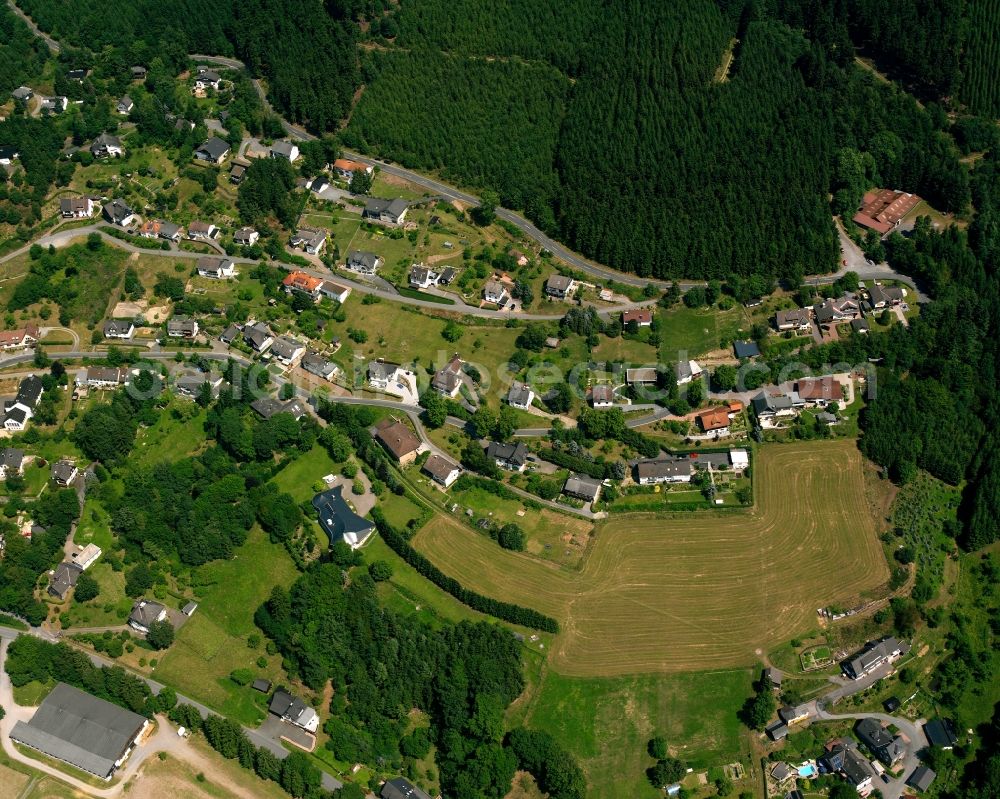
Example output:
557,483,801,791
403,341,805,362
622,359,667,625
362,197,409,226
0,146,18,166
729,448,750,471
250,397,306,421
856,718,905,766
138,220,182,241
775,307,813,332
252,679,271,694
166,317,199,339
130,66,147,80
907,766,936,793
346,250,384,274
319,280,351,303
622,308,653,327
233,227,259,246
102,199,135,227
590,384,615,408
507,382,534,410
193,69,221,91
409,264,439,289
302,230,326,255
229,161,247,184
843,637,908,680
487,441,528,472
270,336,306,365
102,320,134,340
375,419,422,465
851,317,871,334
766,720,789,741
563,474,602,504
270,140,300,162
219,325,241,345
90,133,124,158
332,158,373,181
176,373,223,399
312,486,375,549
675,360,703,385
3,375,43,431
196,256,236,279
627,367,659,387
59,197,95,219
483,279,510,305
50,459,78,487
923,719,958,750
545,275,575,299
438,267,456,285
283,271,323,301
40,96,68,114
301,351,340,381
636,459,693,485
368,361,402,390
187,221,218,241
9,683,149,781
83,367,128,389
824,745,874,793
0,324,40,350
763,667,783,688
67,68,88,82
71,544,102,571
734,340,760,359
431,354,466,398
867,283,906,309
194,136,230,164
422,454,461,488
696,406,731,437
268,690,319,733
751,391,804,423
128,599,167,634
814,297,861,327
307,175,330,194
242,322,274,353
12,86,33,102
381,778,432,799
796,377,844,407
48,562,82,600
0,448,24,479
853,189,921,235
116,95,133,115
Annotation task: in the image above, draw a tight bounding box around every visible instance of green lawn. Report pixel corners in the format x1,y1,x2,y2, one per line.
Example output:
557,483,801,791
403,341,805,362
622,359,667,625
660,304,748,359
12,679,56,707
63,562,132,628
377,492,424,529
525,668,752,799
270,445,339,502
73,495,115,553
132,404,209,465
154,527,299,725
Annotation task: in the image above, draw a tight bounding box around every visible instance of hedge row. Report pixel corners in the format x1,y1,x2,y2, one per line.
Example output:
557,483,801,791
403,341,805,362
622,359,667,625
371,507,559,633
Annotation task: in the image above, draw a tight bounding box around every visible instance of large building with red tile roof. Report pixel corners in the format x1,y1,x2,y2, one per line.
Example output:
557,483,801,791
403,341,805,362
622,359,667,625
853,189,921,235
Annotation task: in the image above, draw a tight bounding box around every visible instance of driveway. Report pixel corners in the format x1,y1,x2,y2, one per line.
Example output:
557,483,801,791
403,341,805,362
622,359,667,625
256,715,316,752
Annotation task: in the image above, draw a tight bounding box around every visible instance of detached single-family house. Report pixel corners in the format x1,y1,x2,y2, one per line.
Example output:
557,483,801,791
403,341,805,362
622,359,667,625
346,250,383,274
375,419,422,465
422,454,461,488
0,146,19,166
102,199,135,227
312,486,375,549
84,367,128,389
51,459,78,487
487,441,528,472
3,375,44,432
12,86,33,102
138,220,182,241
116,95,134,115
250,397,306,421
856,718,906,766
843,637,908,680
590,384,615,408
820,744,874,793
270,336,306,365
906,766,936,793
0,324,39,351
775,307,813,332
814,297,861,326
483,279,510,305
229,161,247,184
233,227,259,246
319,280,351,303
0,448,24,479
48,562,83,600
194,136,230,164
187,221,218,241
103,320,135,339
130,66,147,79
333,158,373,181
622,308,653,327
301,351,339,381
175,372,224,399
696,406,730,436
923,718,958,750
627,367,659,387
409,264,439,289
867,284,906,309
60,197,95,219
734,340,760,359
675,360,703,385
307,175,330,194
368,361,402,390
270,140,300,162
90,133,124,158
40,96,68,114
851,317,871,334
795,377,844,407
67,68,88,82
381,778,432,799
193,69,221,91
562,474,602,504
507,382,534,410
545,275,575,299
242,322,274,353
166,317,199,339
362,197,408,226
196,256,236,279
636,459,692,485
283,271,323,301
268,690,319,733
128,599,167,634
431,354,466,398
751,391,803,423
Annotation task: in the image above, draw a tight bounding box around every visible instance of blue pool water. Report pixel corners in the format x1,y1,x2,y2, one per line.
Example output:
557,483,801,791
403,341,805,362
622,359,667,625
798,764,818,778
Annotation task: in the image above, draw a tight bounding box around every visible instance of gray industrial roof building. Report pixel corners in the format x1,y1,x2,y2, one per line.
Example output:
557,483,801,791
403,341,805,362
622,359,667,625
10,682,149,779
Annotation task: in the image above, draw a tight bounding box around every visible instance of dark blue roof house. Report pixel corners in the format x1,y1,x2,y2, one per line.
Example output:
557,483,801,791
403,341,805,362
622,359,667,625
312,486,375,550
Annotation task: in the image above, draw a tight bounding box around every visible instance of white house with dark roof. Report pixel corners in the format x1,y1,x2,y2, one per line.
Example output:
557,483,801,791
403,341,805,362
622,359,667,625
422,453,461,488
193,69,221,91
194,136,230,164
545,275,575,299
487,441,528,472
409,264,439,289
562,474,602,504
636,459,692,485
233,227,259,246
270,140,300,162
346,250,383,274
116,95,134,115
102,199,135,227
103,320,135,339
60,197,95,219
90,133,124,158
187,221,218,241
590,384,614,408
507,382,534,410
319,280,351,303
196,256,236,279
268,689,319,732
270,336,306,366
166,317,199,338
128,599,167,634
483,279,510,305
363,197,408,226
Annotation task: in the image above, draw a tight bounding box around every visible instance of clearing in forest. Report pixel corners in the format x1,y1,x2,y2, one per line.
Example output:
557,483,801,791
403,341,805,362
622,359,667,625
412,439,888,676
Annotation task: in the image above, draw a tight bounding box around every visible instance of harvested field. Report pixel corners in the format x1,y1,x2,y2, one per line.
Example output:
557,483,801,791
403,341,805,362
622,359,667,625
412,440,888,675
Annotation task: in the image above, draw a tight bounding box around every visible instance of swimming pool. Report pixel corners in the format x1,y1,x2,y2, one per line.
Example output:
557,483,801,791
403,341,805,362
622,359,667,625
798,764,818,778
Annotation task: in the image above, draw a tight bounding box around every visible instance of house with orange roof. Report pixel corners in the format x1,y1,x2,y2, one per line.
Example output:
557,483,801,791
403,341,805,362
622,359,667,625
282,271,323,301
332,158,373,181
696,406,731,437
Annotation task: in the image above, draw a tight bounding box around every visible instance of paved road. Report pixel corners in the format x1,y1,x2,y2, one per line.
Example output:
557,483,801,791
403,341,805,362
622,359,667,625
0,625,342,790
5,0,60,53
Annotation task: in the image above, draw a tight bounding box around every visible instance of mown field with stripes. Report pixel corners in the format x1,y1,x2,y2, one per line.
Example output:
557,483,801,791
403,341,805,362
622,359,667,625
412,439,888,675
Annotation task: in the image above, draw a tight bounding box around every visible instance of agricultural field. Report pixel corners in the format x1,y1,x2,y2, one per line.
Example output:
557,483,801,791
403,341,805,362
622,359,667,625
411,439,889,675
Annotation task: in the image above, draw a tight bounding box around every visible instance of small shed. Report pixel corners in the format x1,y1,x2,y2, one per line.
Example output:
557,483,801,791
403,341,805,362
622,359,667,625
182,602,198,616
252,679,272,694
